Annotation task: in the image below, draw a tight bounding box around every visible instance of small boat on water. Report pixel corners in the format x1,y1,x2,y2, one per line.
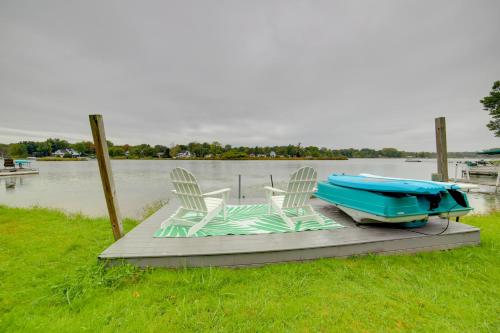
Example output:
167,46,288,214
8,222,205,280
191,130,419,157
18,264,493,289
405,158,422,162
0,159,39,177
315,173,472,226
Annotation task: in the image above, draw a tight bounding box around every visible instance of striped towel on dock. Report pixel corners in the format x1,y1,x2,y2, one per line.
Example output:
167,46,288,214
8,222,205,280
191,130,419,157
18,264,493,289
154,204,343,238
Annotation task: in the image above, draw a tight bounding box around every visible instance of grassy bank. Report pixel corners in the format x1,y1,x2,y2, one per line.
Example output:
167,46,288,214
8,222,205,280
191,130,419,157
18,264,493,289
0,206,498,332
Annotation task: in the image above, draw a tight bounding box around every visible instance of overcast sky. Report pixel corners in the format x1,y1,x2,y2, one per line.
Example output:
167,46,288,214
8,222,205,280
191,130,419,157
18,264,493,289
1,0,499,151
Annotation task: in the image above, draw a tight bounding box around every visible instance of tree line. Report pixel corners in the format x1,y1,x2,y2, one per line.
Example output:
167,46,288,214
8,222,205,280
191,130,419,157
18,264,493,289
0,139,485,159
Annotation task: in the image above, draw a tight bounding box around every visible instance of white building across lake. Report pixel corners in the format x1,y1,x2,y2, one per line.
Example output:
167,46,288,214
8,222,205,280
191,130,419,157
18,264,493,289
52,148,81,158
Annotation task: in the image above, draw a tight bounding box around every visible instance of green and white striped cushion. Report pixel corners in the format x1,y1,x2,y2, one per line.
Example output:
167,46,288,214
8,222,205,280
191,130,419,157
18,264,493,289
154,204,343,238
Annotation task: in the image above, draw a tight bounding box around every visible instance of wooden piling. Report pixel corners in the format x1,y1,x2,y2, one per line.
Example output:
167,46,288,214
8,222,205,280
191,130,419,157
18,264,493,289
89,115,124,240
435,117,448,182
238,174,241,200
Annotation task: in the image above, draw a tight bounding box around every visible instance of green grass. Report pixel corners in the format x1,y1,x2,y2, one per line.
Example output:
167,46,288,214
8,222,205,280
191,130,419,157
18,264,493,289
0,206,498,332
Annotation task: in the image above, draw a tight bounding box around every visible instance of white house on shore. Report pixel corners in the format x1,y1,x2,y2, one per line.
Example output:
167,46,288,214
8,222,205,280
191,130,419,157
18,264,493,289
176,151,192,158
52,148,81,158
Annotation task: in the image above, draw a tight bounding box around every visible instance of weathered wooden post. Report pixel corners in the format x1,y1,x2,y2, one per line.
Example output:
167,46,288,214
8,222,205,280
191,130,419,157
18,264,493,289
238,174,242,200
435,117,448,182
89,114,124,240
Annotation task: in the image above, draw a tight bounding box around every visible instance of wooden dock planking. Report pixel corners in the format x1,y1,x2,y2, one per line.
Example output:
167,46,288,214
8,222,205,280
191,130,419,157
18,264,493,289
0,169,39,176
99,198,480,268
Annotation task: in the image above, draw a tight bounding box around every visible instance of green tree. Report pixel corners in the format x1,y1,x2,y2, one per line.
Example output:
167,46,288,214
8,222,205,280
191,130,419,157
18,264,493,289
153,145,169,158
72,141,94,156
222,150,248,159
108,146,125,157
380,148,403,158
8,143,28,158
0,143,8,158
187,142,204,157
169,144,187,158
480,80,500,137
46,138,70,152
209,141,223,156
129,144,155,158
35,141,52,156
19,141,37,155
304,146,320,157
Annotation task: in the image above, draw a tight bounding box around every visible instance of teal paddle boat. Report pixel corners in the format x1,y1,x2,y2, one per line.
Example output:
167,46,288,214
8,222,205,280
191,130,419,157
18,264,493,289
315,174,473,226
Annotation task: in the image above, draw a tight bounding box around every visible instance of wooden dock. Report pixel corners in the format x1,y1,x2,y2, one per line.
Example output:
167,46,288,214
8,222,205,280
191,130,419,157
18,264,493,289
99,198,480,268
467,166,498,176
0,169,39,177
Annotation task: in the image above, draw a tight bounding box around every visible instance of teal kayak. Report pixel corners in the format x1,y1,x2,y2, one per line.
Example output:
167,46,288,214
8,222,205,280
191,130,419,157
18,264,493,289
327,174,458,195
315,174,473,224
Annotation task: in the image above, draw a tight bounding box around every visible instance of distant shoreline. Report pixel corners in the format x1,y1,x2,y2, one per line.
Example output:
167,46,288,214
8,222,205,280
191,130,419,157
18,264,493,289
36,157,89,161
13,156,498,162
35,156,350,161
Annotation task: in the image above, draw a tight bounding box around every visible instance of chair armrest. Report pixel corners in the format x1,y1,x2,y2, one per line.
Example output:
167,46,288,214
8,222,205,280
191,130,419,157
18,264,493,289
203,188,231,197
264,186,286,194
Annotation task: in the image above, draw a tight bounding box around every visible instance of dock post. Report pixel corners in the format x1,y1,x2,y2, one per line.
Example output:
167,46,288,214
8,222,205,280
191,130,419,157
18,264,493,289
238,174,241,200
89,114,124,240
435,117,448,182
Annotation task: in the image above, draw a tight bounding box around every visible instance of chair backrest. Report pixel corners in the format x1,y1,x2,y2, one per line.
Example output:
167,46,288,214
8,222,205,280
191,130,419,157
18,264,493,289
282,166,318,209
170,167,208,212
4,158,14,168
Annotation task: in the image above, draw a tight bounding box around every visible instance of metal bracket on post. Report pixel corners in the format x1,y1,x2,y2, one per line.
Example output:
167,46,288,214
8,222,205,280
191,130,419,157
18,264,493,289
89,114,124,240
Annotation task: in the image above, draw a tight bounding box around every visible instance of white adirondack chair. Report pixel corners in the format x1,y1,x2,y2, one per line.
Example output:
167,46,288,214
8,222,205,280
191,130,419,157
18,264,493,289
161,167,230,236
264,166,323,229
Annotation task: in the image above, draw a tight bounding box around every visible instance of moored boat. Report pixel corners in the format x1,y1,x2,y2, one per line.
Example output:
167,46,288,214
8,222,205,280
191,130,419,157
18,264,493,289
314,174,473,225
0,159,39,177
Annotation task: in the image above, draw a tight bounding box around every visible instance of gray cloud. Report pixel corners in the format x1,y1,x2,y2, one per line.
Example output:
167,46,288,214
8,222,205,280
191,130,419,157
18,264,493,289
1,0,499,150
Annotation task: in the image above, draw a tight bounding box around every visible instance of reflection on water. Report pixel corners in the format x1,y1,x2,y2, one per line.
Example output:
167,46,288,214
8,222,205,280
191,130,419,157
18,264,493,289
4,177,17,190
2,176,31,190
0,159,498,218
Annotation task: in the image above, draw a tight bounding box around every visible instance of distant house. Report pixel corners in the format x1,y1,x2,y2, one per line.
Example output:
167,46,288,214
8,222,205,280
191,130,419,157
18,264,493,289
204,154,213,158
248,153,255,158
270,151,276,158
52,148,81,158
176,151,192,158
256,154,266,158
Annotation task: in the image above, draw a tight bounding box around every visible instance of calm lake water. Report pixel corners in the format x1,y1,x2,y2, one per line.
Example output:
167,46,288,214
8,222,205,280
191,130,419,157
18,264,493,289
0,159,498,218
